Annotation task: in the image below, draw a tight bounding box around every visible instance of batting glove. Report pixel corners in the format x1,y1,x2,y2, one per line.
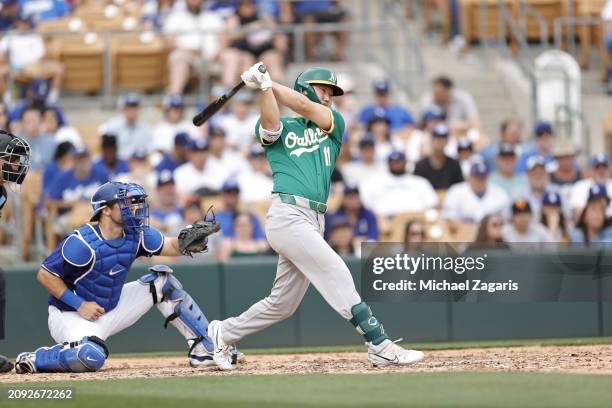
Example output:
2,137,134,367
240,70,260,90
248,62,272,91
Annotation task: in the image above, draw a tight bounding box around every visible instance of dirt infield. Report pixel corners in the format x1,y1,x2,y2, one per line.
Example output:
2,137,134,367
2,344,611,383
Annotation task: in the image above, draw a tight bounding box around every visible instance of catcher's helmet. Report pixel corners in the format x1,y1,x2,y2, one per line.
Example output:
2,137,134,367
90,181,149,233
294,67,344,104
0,130,30,185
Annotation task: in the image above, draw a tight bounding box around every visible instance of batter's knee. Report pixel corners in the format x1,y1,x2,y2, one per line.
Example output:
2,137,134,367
263,293,300,321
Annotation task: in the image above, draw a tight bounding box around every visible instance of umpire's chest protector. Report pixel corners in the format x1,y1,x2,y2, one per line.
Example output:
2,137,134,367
68,224,141,312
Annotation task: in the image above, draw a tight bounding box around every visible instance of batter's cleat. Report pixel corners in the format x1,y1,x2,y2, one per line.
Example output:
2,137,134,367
188,350,215,368
367,339,425,367
207,320,232,371
14,352,37,374
0,355,14,373
229,345,245,365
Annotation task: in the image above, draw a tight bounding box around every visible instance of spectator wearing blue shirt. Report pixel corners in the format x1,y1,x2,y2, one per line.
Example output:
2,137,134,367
18,106,55,170
155,132,191,174
479,118,525,173
358,79,415,131
91,134,129,181
9,79,66,126
215,179,265,240
325,184,379,245
46,148,108,236
516,122,556,174
570,184,612,244
18,0,71,23
41,140,74,201
150,170,184,236
0,0,18,32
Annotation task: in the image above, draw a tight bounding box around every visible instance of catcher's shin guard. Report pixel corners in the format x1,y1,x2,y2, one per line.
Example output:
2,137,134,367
15,336,108,373
140,265,214,366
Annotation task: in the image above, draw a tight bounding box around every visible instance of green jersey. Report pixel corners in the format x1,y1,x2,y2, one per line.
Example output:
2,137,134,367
256,109,345,204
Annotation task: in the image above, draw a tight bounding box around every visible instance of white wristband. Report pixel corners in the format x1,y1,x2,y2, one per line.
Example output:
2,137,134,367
259,122,283,144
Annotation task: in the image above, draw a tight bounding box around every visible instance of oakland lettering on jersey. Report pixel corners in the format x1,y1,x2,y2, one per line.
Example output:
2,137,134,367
285,128,329,152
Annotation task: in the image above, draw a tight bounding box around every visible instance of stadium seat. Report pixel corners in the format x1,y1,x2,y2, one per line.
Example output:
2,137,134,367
459,0,511,43
111,34,168,92
51,35,105,93
563,0,606,69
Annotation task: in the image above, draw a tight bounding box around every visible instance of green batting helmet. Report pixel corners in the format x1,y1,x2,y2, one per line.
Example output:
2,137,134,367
294,67,344,104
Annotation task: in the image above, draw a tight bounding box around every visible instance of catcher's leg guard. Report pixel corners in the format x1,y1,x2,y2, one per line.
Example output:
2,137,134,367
349,302,390,346
15,336,108,374
139,265,214,367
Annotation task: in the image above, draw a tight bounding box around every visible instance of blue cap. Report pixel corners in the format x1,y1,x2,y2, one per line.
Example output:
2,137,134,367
457,137,473,151
373,79,390,94
591,153,609,168
30,79,49,100
163,94,185,110
358,133,375,147
388,150,406,162
527,155,546,170
588,183,609,202
542,191,562,206
329,215,352,231
367,107,390,125
344,183,359,194
174,132,191,147
131,148,148,160
121,92,141,107
189,138,209,151
535,121,554,137
221,179,240,192
431,123,449,138
421,106,445,122
157,169,174,187
470,161,489,177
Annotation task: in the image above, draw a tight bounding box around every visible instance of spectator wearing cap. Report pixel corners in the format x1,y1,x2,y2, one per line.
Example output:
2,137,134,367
514,155,557,220
41,141,74,204
205,127,250,190
325,183,379,245
115,148,156,194
152,94,195,153
99,93,151,161
0,13,63,103
8,79,66,129
570,184,612,243
174,138,218,197
404,106,446,164
550,142,582,187
340,133,386,186
414,123,464,190
443,161,509,223
479,118,524,172
420,76,480,133
540,191,570,242
488,142,528,197
17,106,55,170
92,134,130,181
155,132,191,174
215,179,266,240
150,170,184,236
163,0,224,95
46,147,108,227
501,199,554,248
358,79,415,131
569,154,612,220
360,151,438,217
215,91,259,154
457,137,474,178
364,109,402,163
516,122,556,174
18,0,72,23
236,144,273,204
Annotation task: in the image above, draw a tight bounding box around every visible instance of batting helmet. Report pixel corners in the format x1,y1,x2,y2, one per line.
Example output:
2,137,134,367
90,181,149,233
0,130,30,185
294,67,344,104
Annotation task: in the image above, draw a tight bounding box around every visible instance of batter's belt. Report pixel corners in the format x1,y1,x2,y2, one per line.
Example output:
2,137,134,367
275,193,327,214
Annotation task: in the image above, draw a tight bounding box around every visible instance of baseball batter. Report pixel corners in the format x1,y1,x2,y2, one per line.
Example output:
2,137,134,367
15,181,229,373
207,62,425,368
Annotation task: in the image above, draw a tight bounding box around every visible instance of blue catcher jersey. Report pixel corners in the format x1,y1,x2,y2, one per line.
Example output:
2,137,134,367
41,224,164,312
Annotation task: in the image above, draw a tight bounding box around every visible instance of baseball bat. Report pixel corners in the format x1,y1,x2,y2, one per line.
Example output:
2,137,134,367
192,64,267,127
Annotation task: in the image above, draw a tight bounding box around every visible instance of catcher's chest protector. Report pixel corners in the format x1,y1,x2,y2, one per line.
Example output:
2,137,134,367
73,224,140,312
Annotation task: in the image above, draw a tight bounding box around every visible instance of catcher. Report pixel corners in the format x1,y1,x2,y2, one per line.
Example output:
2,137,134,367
15,181,228,373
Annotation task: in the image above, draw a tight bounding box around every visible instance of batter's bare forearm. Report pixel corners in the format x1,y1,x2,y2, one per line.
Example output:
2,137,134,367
260,88,281,131
37,268,68,299
271,82,331,129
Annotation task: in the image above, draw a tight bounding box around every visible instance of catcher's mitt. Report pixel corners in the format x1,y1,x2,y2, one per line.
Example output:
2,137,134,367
178,206,221,257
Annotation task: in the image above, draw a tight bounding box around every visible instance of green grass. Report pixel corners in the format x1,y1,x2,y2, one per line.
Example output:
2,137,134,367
1,372,611,408
114,336,612,358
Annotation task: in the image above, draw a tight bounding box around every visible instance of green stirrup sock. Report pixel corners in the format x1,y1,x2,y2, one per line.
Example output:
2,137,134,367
349,302,389,345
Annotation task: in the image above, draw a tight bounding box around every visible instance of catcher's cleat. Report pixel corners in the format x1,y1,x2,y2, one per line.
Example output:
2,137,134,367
229,345,245,365
367,339,425,367
207,320,232,371
189,351,216,368
0,355,14,373
14,352,37,374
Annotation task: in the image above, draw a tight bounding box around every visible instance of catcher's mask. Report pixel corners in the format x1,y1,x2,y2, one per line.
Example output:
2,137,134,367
91,182,149,233
0,130,31,185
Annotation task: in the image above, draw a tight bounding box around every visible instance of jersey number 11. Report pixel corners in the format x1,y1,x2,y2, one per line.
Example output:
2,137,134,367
324,146,331,167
